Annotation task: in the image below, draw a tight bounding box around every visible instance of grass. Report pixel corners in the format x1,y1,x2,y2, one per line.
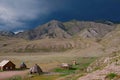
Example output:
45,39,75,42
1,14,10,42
53,64,86,76
15,68,28,71
70,74,85,80
106,73,118,79
0,50,97,80
54,68,76,76
6,76,22,80
16,48,52,53
53,57,97,80
6,74,60,80
5,56,96,80
5,73,60,80
25,75,60,80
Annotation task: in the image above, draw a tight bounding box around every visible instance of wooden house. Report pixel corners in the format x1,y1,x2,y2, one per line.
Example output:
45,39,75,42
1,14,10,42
0,60,16,71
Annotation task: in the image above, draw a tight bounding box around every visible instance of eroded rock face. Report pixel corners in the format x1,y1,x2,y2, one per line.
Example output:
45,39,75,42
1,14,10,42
100,25,120,54
16,20,71,40
64,21,115,37
0,20,118,53
16,20,116,40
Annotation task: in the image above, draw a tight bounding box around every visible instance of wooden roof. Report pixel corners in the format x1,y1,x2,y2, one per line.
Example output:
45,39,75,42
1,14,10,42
0,60,14,67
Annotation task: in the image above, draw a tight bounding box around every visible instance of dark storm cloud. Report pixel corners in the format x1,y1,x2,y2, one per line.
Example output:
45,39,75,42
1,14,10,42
0,0,51,30
47,0,120,21
0,0,120,31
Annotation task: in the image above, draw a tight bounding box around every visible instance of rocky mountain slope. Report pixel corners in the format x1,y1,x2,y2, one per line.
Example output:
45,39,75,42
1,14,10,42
64,20,115,38
16,20,116,40
0,20,119,53
78,52,120,80
78,63,120,80
101,24,120,54
16,20,71,40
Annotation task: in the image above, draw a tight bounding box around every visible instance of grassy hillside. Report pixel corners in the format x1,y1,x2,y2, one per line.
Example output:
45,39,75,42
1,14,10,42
101,24,120,54
0,35,103,54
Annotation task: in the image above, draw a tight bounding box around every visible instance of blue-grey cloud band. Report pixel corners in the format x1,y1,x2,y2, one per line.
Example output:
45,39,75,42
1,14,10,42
0,0,120,31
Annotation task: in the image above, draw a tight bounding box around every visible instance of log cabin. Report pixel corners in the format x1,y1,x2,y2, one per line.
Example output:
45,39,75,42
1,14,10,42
0,60,16,71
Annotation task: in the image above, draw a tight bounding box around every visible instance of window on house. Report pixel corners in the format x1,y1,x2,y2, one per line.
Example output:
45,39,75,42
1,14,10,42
6,67,8,70
10,67,12,69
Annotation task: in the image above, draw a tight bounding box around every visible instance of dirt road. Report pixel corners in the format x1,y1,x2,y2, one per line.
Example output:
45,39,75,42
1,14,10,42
0,70,28,80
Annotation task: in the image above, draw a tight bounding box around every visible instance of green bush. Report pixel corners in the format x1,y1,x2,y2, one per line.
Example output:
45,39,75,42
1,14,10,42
106,73,117,79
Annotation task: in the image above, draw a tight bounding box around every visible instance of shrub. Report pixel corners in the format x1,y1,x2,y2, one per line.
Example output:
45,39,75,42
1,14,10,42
106,73,117,79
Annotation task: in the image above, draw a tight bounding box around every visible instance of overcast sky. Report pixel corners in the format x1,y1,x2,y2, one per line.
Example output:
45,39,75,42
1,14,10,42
0,0,120,31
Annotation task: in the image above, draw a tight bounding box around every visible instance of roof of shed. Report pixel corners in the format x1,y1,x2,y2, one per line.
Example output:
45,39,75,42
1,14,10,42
0,60,10,67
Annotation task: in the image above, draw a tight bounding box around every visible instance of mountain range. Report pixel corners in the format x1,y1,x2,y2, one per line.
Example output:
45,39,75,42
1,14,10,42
0,20,116,40
0,20,119,55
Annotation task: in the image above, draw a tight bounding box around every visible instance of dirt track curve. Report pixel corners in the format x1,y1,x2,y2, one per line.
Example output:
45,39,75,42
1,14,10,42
0,70,28,80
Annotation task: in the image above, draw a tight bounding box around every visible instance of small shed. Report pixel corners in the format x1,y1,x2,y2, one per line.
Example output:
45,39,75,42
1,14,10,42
0,60,16,71
29,64,43,75
20,62,27,69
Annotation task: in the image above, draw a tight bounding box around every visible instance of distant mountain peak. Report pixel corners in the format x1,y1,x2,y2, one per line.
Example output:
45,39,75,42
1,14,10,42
0,31,14,36
15,20,116,40
16,20,71,40
14,30,24,34
48,20,61,23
